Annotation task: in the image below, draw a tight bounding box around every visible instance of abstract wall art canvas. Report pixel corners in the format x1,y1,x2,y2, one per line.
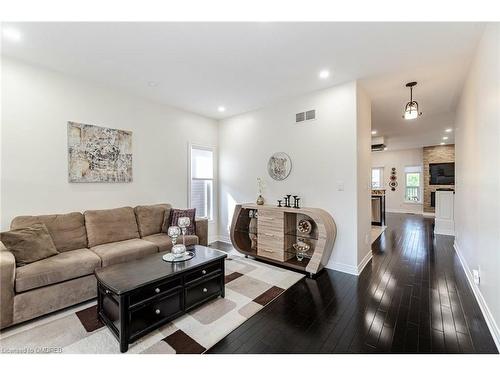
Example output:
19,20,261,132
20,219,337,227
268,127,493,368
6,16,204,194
67,121,132,183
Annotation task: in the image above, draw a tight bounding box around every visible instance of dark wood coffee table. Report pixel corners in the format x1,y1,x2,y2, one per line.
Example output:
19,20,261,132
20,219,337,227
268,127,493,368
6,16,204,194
95,245,227,352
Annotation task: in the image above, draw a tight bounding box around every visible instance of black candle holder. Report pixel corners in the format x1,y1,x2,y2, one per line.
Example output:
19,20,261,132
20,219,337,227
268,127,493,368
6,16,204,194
277,200,282,207
293,196,301,209
284,195,292,208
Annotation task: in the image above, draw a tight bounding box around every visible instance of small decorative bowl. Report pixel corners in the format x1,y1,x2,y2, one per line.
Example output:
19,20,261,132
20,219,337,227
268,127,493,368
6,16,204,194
172,244,187,258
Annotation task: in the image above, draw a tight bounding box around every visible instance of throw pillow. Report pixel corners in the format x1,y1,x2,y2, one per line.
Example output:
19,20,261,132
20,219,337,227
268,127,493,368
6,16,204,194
0,224,59,267
168,208,196,235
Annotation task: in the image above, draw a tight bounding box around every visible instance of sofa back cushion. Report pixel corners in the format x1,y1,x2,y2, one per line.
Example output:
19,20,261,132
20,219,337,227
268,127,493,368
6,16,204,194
134,204,172,237
84,207,139,247
11,212,87,252
1,224,59,267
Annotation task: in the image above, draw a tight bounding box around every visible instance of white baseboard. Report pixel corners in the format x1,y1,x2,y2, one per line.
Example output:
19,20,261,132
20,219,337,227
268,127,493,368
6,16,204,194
357,250,373,275
327,262,358,275
327,251,373,276
454,241,500,351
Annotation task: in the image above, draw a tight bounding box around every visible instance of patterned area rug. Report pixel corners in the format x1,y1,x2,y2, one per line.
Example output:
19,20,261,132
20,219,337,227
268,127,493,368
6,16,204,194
0,255,303,354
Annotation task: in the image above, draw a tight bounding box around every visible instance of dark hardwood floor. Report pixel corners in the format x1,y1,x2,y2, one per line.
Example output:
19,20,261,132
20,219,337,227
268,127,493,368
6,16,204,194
208,213,498,354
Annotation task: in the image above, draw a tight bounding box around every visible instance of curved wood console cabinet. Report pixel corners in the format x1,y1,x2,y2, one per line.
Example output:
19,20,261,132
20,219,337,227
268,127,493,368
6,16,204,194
230,203,337,276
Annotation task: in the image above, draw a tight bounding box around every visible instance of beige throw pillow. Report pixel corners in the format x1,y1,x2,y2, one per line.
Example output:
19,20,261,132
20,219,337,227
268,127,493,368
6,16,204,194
0,224,59,267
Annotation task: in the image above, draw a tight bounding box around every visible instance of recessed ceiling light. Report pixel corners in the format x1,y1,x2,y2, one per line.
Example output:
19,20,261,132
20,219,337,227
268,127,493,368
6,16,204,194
371,130,377,135
445,128,453,133
319,70,330,79
440,142,445,145
217,106,226,113
2,26,22,42
147,81,158,87
443,136,448,140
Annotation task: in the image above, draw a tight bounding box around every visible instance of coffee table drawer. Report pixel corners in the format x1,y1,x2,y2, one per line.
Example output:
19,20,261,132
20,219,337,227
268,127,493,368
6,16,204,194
185,274,223,310
129,291,183,338
184,261,222,284
129,276,182,306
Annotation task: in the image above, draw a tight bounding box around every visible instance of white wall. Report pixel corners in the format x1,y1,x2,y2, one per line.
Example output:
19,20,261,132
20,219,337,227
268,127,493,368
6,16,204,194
356,85,373,267
371,148,424,214
218,81,371,273
1,58,219,239
454,24,500,347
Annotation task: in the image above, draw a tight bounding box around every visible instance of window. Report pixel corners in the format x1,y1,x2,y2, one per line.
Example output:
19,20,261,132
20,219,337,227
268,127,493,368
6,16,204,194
404,166,422,203
372,167,384,189
189,145,214,221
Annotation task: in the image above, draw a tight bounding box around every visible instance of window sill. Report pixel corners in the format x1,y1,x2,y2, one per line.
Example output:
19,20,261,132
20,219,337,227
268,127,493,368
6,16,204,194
404,201,422,205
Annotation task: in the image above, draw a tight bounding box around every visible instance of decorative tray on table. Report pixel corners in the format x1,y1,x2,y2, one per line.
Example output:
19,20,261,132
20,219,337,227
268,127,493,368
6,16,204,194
162,251,195,262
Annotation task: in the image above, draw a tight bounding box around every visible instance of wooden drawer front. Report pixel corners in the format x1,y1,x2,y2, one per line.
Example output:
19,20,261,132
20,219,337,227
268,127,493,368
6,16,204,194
185,274,223,310
129,276,182,306
129,291,183,337
258,213,283,228
258,208,284,221
257,244,285,261
257,233,285,261
258,232,284,246
184,261,222,284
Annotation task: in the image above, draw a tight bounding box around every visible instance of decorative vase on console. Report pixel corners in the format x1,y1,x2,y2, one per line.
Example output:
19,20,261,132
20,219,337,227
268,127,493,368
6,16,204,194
167,225,185,258
248,210,258,250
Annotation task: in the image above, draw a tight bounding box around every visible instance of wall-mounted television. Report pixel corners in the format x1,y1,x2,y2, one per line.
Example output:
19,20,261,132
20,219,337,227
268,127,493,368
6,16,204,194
429,162,455,185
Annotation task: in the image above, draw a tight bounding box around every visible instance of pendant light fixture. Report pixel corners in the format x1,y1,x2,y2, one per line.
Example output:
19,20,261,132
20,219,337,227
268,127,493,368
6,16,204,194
402,82,422,120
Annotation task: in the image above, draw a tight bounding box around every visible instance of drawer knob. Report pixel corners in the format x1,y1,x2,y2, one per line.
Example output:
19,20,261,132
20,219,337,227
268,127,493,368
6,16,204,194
202,288,208,293
155,309,161,315
202,269,207,275
155,288,160,293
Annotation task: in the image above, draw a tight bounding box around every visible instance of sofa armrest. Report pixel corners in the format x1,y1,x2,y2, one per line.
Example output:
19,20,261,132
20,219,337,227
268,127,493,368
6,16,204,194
195,218,208,246
0,242,16,329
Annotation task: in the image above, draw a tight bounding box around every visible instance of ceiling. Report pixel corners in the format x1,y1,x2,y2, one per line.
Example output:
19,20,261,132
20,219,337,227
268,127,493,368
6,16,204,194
1,22,484,149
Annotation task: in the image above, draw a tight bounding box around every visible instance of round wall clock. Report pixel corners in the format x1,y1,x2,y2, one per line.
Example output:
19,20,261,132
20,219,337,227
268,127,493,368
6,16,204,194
267,152,292,181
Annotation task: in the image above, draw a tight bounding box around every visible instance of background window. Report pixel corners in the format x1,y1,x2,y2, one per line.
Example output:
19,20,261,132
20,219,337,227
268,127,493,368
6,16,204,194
404,166,422,202
372,167,384,189
190,145,214,220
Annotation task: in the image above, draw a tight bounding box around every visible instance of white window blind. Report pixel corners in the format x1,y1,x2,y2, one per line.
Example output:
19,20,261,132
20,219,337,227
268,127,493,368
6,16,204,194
190,146,214,220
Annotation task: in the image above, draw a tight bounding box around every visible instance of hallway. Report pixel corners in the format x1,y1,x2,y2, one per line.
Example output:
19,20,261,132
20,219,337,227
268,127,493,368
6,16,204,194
208,213,498,353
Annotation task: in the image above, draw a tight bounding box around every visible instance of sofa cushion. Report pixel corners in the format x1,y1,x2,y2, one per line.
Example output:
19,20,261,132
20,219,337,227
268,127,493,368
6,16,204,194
84,207,139,247
10,212,87,252
15,248,101,293
168,208,196,235
142,233,173,252
134,204,172,237
143,234,199,253
1,224,59,267
90,238,158,267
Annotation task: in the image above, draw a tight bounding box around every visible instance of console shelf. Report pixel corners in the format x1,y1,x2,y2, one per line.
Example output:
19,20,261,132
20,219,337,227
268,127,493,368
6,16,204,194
230,203,337,276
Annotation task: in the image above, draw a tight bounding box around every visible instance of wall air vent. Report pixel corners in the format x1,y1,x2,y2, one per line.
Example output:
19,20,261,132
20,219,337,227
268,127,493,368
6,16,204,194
295,109,316,123
371,136,386,152
305,110,316,120
371,144,386,152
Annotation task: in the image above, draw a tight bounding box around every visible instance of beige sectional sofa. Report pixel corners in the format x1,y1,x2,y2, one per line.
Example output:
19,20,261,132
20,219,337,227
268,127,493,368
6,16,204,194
0,204,208,330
